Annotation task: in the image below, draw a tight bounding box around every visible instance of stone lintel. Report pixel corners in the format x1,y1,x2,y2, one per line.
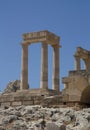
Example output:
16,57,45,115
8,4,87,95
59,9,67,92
75,47,90,60
22,30,60,46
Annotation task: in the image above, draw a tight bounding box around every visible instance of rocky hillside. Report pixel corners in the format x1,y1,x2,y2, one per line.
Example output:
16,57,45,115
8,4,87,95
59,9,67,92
0,105,89,130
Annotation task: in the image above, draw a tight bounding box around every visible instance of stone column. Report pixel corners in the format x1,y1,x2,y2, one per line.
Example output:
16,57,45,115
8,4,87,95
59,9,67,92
52,46,60,91
74,56,80,71
21,43,29,90
84,59,90,71
40,42,48,89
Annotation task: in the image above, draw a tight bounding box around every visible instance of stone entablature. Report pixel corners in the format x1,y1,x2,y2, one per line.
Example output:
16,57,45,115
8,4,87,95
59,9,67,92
74,47,90,71
69,70,86,76
75,47,90,58
22,30,60,46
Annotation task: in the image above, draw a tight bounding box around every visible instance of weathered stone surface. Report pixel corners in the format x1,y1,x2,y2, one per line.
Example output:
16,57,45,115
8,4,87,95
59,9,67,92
23,101,33,105
3,80,20,93
22,30,60,46
12,101,22,106
62,47,90,105
47,122,60,130
1,102,11,107
0,106,89,130
46,122,66,130
41,95,63,107
21,30,60,91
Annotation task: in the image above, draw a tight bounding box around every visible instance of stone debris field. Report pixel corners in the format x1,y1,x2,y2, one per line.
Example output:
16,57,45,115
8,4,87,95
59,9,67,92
0,105,89,130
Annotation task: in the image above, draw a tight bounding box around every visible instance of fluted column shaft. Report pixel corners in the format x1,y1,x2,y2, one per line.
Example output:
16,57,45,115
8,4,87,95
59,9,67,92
52,46,60,91
40,43,48,89
75,56,80,71
21,43,28,90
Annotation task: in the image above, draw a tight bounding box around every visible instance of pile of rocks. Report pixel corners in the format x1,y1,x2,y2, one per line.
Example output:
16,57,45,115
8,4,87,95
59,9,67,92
0,105,89,130
3,80,21,93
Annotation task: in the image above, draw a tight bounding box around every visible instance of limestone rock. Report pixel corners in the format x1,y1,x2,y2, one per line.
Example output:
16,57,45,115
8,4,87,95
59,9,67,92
0,106,89,130
46,122,66,130
3,80,20,93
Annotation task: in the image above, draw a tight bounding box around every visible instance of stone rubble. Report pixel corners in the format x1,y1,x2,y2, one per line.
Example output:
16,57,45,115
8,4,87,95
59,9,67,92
0,105,89,130
3,80,20,94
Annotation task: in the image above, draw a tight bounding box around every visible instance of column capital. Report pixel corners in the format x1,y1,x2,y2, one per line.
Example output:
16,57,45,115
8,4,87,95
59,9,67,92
20,41,31,46
52,44,61,49
74,54,79,58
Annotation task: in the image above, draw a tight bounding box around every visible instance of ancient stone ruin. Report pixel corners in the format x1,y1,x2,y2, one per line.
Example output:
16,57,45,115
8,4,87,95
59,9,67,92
62,47,90,107
21,30,60,92
0,30,90,108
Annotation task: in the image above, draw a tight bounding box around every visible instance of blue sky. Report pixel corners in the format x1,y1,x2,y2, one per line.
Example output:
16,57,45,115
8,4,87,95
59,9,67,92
0,0,90,91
